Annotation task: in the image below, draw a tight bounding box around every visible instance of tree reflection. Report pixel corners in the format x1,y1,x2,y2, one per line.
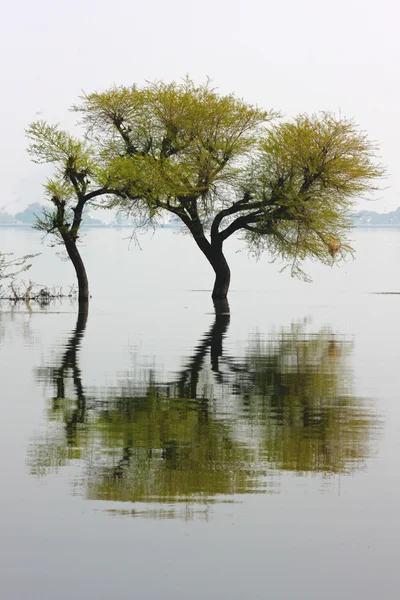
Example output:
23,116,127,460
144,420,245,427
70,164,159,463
29,302,379,516
33,302,89,467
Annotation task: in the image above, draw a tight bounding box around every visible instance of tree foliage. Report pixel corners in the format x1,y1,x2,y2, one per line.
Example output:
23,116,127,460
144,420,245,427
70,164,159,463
27,78,384,298
26,122,121,299
26,122,104,241
73,78,383,285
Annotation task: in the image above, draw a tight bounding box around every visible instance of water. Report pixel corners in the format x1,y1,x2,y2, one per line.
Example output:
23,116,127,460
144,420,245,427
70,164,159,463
0,226,399,599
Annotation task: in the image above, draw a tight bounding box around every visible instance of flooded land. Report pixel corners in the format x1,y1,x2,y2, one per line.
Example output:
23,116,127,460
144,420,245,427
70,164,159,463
0,227,399,599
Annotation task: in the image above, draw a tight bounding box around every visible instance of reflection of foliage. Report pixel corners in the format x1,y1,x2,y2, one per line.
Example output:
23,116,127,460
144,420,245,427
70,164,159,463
34,305,89,468
229,324,373,474
86,395,269,503
29,311,379,518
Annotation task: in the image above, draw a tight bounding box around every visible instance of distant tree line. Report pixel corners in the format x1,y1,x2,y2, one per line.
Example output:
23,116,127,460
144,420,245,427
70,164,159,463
353,208,400,225
0,203,105,225
2,205,397,227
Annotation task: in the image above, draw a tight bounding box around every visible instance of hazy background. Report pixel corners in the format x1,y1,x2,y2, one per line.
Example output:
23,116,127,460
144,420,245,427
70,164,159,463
1,0,398,212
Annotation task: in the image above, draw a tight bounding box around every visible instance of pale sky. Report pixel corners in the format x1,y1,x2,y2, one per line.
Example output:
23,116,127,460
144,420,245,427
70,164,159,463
1,0,398,213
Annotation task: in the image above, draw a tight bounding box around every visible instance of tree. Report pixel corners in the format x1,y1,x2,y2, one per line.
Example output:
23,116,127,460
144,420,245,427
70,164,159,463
71,78,383,299
25,123,119,302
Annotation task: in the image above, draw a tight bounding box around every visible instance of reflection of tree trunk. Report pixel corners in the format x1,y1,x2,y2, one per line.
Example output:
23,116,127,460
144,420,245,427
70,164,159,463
210,299,230,373
56,301,88,445
112,439,134,481
176,300,230,398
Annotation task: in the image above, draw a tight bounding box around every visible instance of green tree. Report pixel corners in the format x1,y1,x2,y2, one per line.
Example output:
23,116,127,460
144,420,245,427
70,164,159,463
25,123,121,303
71,78,383,299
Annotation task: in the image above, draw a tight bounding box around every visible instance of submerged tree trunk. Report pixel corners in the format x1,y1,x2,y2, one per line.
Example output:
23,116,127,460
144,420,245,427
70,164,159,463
191,232,231,300
210,245,231,300
62,233,89,302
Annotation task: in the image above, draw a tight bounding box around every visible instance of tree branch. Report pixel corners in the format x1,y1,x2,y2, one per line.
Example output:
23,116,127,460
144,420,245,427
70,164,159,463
242,223,273,235
157,200,193,229
176,196,206,238
219,212,264,241
84,187,115,202
67,171,84,201
114,120,138,155
211,196,265,241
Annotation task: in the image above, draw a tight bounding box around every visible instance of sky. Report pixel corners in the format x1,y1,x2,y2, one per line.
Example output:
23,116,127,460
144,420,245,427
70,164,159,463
1,0,399,213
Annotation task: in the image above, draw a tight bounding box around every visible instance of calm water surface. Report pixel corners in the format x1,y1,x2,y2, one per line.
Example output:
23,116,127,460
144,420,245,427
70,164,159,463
0,227,399,599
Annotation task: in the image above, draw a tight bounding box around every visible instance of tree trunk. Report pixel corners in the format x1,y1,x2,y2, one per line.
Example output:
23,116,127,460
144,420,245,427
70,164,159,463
210,245,231,300
190,233,231,300
62,233,89,302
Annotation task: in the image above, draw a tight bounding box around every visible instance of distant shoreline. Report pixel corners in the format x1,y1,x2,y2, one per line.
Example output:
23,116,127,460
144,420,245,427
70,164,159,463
2,223,400,230
0,223,181,229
